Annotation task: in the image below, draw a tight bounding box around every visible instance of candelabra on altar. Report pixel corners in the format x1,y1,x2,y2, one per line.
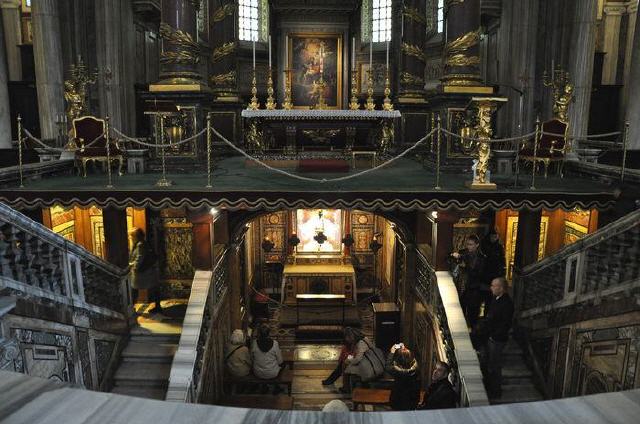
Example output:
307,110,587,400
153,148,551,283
349,68,360,110
283,69,293,110
365,70,375,111
266,67,276,110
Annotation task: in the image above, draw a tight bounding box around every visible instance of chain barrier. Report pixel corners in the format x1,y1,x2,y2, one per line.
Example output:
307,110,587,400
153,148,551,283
22,129,65,152
441,128,537,144
111,127,207,148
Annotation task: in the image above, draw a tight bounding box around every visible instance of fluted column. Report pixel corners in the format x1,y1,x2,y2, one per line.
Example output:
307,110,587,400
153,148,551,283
397,0,427,102
602,3,626,85
625,2,640,150
442,0,482,87
152,0,206,91
1,0,22,81
567,0,598,153
32,0,65,140
0,13,12,148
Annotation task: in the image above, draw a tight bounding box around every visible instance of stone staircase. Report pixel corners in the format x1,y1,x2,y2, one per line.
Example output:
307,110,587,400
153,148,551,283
111,324,180,400
490,337,544,405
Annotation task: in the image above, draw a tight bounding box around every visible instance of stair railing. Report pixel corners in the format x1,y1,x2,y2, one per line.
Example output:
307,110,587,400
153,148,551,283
0,202,130,316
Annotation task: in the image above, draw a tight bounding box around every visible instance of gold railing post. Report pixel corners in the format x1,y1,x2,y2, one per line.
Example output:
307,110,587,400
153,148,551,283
206,113,212,188
530,116,540,190
621,121,629,183
435,114,442,190
17,114,24,188
105,116,114,188
156,114,173,187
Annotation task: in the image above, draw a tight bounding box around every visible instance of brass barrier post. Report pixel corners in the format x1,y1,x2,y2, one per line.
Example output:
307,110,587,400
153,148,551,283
530,116,540,190
156,114,172,187
105,116,114,189
206,113,212,188
17,115,24,188
621,121,629,183
435,115,442,190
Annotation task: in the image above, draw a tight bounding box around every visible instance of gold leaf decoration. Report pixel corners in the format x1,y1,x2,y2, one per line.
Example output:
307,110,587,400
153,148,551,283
210,71,236,86
446,54,480,67
444,30,480,55
400,72,425,86
403,6,427,26
401,43,427,63
212,3,235,23
160,50,200,65
159,23,200,65
211,42,236,63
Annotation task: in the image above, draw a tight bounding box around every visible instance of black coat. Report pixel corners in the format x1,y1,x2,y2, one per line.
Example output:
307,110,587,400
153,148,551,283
481,238,506,281
486,294,514,343
421,378,457,410
386,355,420,410
458,250,487,291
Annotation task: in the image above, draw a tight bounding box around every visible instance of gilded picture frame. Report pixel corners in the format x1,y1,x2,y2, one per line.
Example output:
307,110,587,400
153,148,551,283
288,33,343,109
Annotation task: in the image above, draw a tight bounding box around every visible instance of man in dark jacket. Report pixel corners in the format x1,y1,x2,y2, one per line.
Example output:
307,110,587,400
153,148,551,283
452,235,488,328
419,361,457,410
481,229,506,282
482,277,514,398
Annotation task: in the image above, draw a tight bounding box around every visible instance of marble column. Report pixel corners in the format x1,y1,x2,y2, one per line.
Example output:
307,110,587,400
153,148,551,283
1,0,21,81
567,0,598,153
0,14,12,149
397,0,427,102
441,0,482,87
625,2,640,150
94,0,137,134
209,0,238,100
601,3,626,85
153,0,205,90
31,0,65,141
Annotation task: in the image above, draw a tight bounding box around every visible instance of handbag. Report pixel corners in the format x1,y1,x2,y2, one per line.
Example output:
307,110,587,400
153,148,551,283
359,339,385,382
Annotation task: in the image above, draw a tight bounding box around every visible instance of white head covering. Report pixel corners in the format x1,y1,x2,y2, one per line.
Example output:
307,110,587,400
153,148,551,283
230,329,245,345
321,399,350,412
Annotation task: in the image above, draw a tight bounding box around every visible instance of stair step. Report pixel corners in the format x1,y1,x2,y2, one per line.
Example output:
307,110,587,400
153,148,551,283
112,385,167,400
129,334,181,344
502,364,534,378
491,384,544,404
114,362,171,385
122,341,177,363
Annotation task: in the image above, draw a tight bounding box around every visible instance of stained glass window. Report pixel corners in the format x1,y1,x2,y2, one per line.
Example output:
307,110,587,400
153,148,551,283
372,0,392,42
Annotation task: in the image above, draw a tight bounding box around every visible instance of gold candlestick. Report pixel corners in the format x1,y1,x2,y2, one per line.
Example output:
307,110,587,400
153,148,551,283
365,70,375,111
248,70,259,110
349,68,360,110
382,70,393,111
315,73,328,110
283,69,293,110
266,67,275,110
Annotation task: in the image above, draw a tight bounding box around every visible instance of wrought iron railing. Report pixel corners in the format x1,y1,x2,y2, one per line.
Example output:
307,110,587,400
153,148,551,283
166,248,229,403
415,249,489,407
0,202,129,315
515,209,640,316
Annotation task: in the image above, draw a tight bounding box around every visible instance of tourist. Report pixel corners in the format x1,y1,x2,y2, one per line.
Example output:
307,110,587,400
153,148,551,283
251,323,283,380
386,344,420,410
128,228,162,314
225,329,252,378
322,327,374,393
480,277,514,399
451,234,488,328
481,229,506,282
321,399,350,412
419,361,457,410
252,286,270,323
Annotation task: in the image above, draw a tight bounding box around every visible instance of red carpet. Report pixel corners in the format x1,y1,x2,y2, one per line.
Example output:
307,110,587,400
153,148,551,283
297,159,350,173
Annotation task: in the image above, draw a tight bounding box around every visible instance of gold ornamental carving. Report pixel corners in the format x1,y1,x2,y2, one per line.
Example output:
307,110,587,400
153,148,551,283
444,30,480,56
246,120,263,153
401,42,427,63
64,57,97,124
544,67,573,122
210,71,236,86
379,120,394,155
400,71,425,86
211,42,236,64
446,54,480,67
159,23,200,65
212,3,235,23
403,6,427,26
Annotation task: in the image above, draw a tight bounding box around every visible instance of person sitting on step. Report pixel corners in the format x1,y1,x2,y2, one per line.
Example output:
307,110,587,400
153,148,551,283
251,323,283,383
386,344,420,411
225,329,252,379
322,327,372,393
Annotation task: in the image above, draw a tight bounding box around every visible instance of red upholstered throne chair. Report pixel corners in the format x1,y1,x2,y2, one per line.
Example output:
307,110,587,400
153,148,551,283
519,118,569,178
73,116,124,177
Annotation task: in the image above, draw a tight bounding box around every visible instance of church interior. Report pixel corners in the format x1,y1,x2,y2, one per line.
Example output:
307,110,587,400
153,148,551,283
1,0,640,422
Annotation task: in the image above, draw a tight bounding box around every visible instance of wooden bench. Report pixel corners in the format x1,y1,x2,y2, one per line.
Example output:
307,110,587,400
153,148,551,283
352,388,425,411
218,394,294,410
227,367,294,395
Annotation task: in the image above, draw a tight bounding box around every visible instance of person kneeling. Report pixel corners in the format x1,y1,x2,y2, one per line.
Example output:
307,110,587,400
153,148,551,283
386,344,420,411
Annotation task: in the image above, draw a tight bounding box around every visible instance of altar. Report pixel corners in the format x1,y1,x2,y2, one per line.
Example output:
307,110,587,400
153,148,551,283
281,262,357,305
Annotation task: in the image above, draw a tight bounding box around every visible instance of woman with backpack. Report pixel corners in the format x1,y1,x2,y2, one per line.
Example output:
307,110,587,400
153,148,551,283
129,228,163,314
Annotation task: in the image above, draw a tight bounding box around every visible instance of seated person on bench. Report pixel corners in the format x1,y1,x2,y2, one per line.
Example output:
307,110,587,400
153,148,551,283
322,327,372,393
418,361,457,410
225,329,252,378
386,344,420,411
251,324,283,381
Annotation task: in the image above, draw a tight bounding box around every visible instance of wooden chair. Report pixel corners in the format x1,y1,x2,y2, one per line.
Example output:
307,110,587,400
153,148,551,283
72,116,124,177
519,118,569,178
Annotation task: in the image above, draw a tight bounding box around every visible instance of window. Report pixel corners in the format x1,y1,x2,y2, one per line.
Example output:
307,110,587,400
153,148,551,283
437,0,444,34
372,0,392,42
238,0,268,41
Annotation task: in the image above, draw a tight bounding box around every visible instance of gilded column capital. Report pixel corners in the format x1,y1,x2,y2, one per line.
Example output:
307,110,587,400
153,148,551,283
603,4,628,16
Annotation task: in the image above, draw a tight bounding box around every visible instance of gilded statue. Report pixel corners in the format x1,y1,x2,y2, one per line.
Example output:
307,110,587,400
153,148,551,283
379,121,394,156
245,120,263,153
554,83,573,122
64,57,97,123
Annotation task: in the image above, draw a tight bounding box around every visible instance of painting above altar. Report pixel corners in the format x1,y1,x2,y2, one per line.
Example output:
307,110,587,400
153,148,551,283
289,33,342,108
296,209,342,253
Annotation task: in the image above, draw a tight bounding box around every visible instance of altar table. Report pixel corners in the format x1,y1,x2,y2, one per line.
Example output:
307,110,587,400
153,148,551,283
281,263,357,305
